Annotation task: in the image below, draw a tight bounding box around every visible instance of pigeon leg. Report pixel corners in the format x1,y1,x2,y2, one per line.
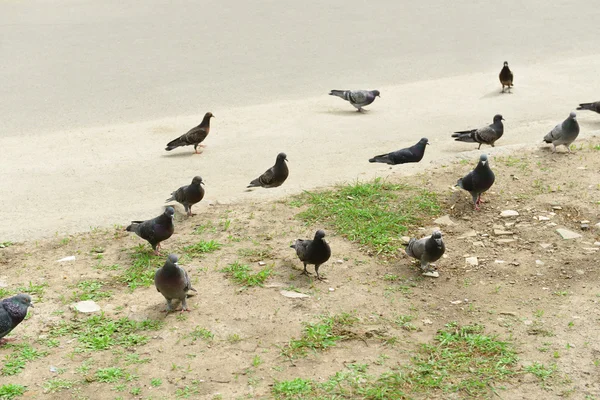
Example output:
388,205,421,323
420,260,430,272
0,338,16,346
165,299,173,313
181,298,191,312
300,263,311,276
315,264,326,281
154,243,162,256
477,143,482,150
551,145,557,153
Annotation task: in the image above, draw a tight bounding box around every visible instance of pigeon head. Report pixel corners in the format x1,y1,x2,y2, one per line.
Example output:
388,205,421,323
276,152,288,163
12,293,34,308
167,254,179,264
419,137,430,146
493,114,504,122
205,112,215,119
479,154,489,166
192,176,204,186
314,230,326,240
371,90,381,97
165,206,175,218
431,231,443,247
503,61,508,67
568,111,576,120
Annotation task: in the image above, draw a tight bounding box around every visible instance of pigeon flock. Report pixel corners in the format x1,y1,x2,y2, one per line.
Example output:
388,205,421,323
2,61,597,339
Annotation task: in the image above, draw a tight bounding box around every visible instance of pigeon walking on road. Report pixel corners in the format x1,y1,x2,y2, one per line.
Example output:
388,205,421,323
576,101,600,114
166,176,205,216
329,89,380,112
0,294,33,345
126,207,175,255
405,231,445,273
154,254,197,313
369,138,429,165
543,112,580,153
290,230,331,280
452,114,504,149
499,61,514,93
165,112,214,154
456,154,495,211
247,152,289,188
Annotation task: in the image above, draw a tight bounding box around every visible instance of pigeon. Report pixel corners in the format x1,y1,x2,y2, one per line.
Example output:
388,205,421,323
165,112,214,154
369,138,429,165
165,176,205,217
456,154,495,211
125,207,175,255
452,115,504,149
247,152,289,188
543,111,580,153
0,294,33,345
329,89,380,112
290,230,331,280
499,61,514,93
576,101,600,114
154,254,197,313
405,230,445,273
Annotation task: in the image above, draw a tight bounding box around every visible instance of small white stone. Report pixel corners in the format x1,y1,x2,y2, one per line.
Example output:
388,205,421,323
494,260,505,264
552,206,563,210
72,300,101,313
450,300,463,305
535,260,545,266
57,256,76,262
400,236,411,244
500,210,519,217
539,243,552,249
538,216,550,221
465,256,478,266
581,220,590,224
422,319,433,325
280,290,310,299
258,261,266,266
422,270,439,278
594,242,600,247
335,259,344,264
328,287,335,292
556,228,582,240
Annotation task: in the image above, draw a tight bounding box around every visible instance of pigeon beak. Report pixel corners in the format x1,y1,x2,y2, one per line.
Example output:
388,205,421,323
29,303,34,308
201,181,205,185
502,117,505,121
426,142,430,146
482,161,487,165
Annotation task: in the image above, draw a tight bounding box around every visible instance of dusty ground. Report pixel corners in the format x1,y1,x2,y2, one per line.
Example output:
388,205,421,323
1,139,599,399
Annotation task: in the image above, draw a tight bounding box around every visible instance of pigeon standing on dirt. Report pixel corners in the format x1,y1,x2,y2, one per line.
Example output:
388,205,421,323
290,230,331,280
499,61,514,93
165,176,205,217
0,294,33,345
247,152,289,188
125,207,175,255
576,101,600,114
543,112,580,153
165,112,214,154
369,138,429,165
405,231,445,273
452,115,504,149
329,89,380,112
456,154,496,211
154,254,197,313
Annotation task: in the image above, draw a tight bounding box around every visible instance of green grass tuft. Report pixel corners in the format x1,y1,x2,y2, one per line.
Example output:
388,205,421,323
291,179,441,256
71,280,112,302
0,384,26,400
49,314,163,351
183,240,222,257
1,344,48,376
120,246,163,290
220,261,273,287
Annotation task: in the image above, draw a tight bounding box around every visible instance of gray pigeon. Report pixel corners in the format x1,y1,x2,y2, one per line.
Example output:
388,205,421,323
456,154,495,211
369,138,429,165
452,115,504,149
154,254,197,313
0,294,33,345
165,112,214,154
576,101,600,114
499,61,514,93
543,112,580,153
247,152,289,188
329,89,380,112
290,230,331,280
166,176,205,216
405,231,445,272
125,207,175,255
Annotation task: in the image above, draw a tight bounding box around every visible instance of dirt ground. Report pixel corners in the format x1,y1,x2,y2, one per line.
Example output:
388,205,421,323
1,139,599,399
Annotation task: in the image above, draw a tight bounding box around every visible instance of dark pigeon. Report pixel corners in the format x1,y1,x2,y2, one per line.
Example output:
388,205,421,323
126,207,175,255
329,89,380,112
154,254,197,313
499,61,514,93
405,230,445,272
165,112,214,154
166,176,205,216
456,154,495,211
0,294,33,345
543,111,580,153
290,230,331,280
576,101,600,114
452,114,504,149
369,138,429,165
247,152,289,188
